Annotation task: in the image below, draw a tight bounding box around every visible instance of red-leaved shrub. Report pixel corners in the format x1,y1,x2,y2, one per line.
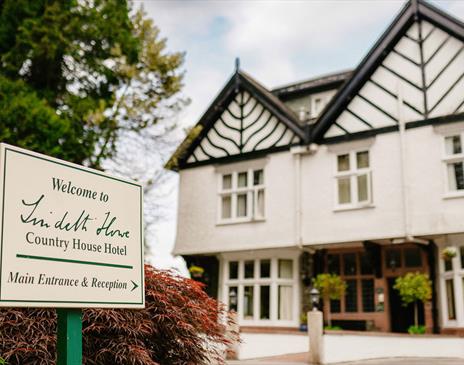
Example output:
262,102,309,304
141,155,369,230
0,265,237,365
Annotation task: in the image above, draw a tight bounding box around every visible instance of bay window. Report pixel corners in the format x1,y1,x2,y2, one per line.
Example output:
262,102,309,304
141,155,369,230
223,257,297,325
443,134,464,195
335,150,372,208
219,169,265,223
439,241,464,327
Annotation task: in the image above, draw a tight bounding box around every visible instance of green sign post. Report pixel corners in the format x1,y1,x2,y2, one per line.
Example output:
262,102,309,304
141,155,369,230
57,309,82,365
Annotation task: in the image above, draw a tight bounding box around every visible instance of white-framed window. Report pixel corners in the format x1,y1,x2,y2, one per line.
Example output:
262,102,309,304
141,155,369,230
439,243,464,327
443,133,464,196
311,97,325,118
218,169,265,223
335,150,372,209
223,257,298,326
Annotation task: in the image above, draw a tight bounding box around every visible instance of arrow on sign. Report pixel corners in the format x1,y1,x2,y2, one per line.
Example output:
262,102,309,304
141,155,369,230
131,280,139,292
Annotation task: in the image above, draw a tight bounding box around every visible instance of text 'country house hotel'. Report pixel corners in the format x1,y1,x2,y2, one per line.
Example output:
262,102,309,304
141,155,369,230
166,0,464,334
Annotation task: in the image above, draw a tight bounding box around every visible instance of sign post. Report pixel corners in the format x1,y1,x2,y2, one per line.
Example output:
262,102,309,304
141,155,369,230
0,143,144,363
57,309,82,365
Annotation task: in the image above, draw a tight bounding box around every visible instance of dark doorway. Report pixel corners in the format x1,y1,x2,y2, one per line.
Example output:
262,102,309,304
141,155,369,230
388,278,424,333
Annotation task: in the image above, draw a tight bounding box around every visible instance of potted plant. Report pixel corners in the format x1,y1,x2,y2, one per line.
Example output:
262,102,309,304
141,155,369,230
312,273,347,329
394,272,432,335
189,265,205,279
442,246,457,261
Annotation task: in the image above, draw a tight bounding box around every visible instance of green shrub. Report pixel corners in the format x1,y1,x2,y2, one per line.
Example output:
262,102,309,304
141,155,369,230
408,325,426,335
324,325,342,331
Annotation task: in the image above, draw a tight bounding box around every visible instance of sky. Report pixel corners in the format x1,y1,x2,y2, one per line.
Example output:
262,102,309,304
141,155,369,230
134,0,464,273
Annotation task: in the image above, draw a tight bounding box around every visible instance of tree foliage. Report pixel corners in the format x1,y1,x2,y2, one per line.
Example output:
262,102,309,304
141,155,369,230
394,272,432,306
394,272,432,328
0,265,236,365
0,0,186,167
313,273,346,327
313,273,346,301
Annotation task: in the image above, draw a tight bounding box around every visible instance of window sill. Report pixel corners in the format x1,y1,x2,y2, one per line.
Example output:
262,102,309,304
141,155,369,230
216,218,266,226
333,204,375,212
443,191,464,200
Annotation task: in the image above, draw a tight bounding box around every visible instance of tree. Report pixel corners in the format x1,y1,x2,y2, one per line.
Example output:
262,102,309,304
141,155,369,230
0,0,186,168
312,273,347,327
394,272,432,331
0,265,237,365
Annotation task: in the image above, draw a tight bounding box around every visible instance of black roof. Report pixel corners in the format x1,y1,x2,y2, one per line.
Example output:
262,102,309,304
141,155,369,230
272,69,353,100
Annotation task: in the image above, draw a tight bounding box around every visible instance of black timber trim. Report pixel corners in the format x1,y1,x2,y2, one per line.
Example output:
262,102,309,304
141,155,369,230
312,0,464,143
426,240,440,334
181,143,301,170
168,70,305,171
322,112,464,144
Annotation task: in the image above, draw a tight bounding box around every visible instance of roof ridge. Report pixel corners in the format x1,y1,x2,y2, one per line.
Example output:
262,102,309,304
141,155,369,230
271,69,353,93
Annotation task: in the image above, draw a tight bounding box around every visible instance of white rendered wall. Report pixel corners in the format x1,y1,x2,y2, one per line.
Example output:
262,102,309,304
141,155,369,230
237,332,308,360
300,133,405,245
174,121,464,255
174,152,296,255
324,333,464,363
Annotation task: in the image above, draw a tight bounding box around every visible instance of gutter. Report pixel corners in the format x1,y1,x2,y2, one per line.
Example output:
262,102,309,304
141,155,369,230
291,144,318,249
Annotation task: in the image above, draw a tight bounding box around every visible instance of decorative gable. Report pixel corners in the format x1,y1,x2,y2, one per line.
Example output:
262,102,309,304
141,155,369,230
166,70,305,170
324,19,464,139
187,90,300,163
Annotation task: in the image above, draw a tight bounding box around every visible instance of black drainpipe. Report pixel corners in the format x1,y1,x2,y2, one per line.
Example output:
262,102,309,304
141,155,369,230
427,240,440,334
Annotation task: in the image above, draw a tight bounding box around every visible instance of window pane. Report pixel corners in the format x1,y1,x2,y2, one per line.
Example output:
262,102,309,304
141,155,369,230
278,285,293,320
243,286,254,319
237,194,247,217
328,254,340,275
357,174,369,202
222,174,232,189
260,259,271,278
222,196,232,219
386,249,401,270
337,154,350,172
445,279,456,320
244,260,254,279
254,169,264,185
461,247,464,269
338,177,351,204
447,162,464,191
404,247,422,268
229,261,238,280
362,279,375,312
345,279,358,312
228,286,238,312
445,258,453,272
279,259,293,279
445,135,462,155
330,299,341,313
343,253,357,276
256,189,265,217
260,285,270,319
357,151,369,169
238,172,248,188
360,252,373,275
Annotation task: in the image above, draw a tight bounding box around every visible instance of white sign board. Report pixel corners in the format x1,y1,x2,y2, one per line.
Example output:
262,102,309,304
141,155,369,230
0,144,144,308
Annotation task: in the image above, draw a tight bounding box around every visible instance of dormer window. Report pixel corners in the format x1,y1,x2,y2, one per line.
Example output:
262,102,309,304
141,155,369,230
219,169,265,223
311,96,326,118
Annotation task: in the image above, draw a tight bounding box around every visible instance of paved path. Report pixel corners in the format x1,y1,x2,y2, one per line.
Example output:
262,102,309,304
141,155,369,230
228,354,464,365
